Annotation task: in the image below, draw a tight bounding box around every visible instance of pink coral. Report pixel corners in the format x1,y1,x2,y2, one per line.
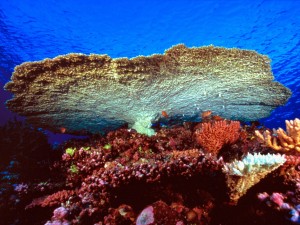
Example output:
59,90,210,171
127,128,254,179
270,192,284,207
258,187,300,223
44,206,70,225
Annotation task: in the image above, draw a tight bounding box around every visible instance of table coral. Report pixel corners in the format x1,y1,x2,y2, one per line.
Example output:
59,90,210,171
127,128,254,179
4,44,291,135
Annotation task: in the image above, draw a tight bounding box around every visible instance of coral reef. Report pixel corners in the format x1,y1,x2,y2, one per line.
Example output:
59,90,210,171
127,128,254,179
257,178,300,224
135,201,183,225
1,117,300,225
4,45,291,135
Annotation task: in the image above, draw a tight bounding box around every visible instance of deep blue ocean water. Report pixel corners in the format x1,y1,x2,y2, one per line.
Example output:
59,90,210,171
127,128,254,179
0,0,299,141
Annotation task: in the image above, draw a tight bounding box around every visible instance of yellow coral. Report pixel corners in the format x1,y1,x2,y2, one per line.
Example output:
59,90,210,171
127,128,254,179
255,118,300,152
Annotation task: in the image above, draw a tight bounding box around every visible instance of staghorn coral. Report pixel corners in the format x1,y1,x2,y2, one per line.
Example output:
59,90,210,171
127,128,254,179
194,120,241,156
255,118,300,153
4,44,291,135
223,153,286,203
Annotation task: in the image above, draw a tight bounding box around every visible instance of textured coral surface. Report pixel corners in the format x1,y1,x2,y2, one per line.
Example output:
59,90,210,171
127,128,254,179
4,45,291,135
1,117,299,225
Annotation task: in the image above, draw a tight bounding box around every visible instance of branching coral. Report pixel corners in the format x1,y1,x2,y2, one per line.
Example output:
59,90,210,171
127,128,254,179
194,120,241,156
255,118,300,153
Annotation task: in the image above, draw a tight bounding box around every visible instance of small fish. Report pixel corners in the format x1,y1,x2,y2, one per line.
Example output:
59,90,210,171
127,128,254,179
60,127,66,133
162,111,169,118
201,110,212,119
212,115,223,121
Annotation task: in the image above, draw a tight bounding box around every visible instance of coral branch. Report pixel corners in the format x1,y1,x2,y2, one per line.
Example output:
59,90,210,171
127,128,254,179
255,118,300,153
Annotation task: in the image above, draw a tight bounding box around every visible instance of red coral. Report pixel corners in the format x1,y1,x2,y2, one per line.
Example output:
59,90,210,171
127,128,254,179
103,204,135,224
194,120,241,156
26,190,76,209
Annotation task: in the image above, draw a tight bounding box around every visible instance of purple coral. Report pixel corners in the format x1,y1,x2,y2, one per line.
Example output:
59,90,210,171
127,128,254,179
136,206,154,225
290,207,300,223
258,191,300,223
53,207,69,220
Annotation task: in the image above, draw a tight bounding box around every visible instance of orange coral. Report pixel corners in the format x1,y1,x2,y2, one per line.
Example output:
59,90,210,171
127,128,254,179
255,118,300,153
194,120,241,156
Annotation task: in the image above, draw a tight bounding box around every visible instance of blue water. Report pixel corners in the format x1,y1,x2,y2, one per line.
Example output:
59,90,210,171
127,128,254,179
0,0,299,133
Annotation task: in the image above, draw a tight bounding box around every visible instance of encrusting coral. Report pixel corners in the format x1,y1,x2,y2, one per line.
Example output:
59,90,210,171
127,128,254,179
255,118,300,153
25,126,226,224
4,44,291,135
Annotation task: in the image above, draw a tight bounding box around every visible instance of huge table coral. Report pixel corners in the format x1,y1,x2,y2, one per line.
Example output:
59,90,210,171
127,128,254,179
4,44,291,135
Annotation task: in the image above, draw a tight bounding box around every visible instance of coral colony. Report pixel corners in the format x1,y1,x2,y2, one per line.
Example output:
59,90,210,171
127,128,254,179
1,45,299,225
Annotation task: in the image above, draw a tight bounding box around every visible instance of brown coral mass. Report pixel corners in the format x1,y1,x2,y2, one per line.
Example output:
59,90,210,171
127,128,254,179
4,44,291,135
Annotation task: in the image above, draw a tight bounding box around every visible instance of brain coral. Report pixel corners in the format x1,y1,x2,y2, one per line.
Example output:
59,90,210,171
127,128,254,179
4,44,291,135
